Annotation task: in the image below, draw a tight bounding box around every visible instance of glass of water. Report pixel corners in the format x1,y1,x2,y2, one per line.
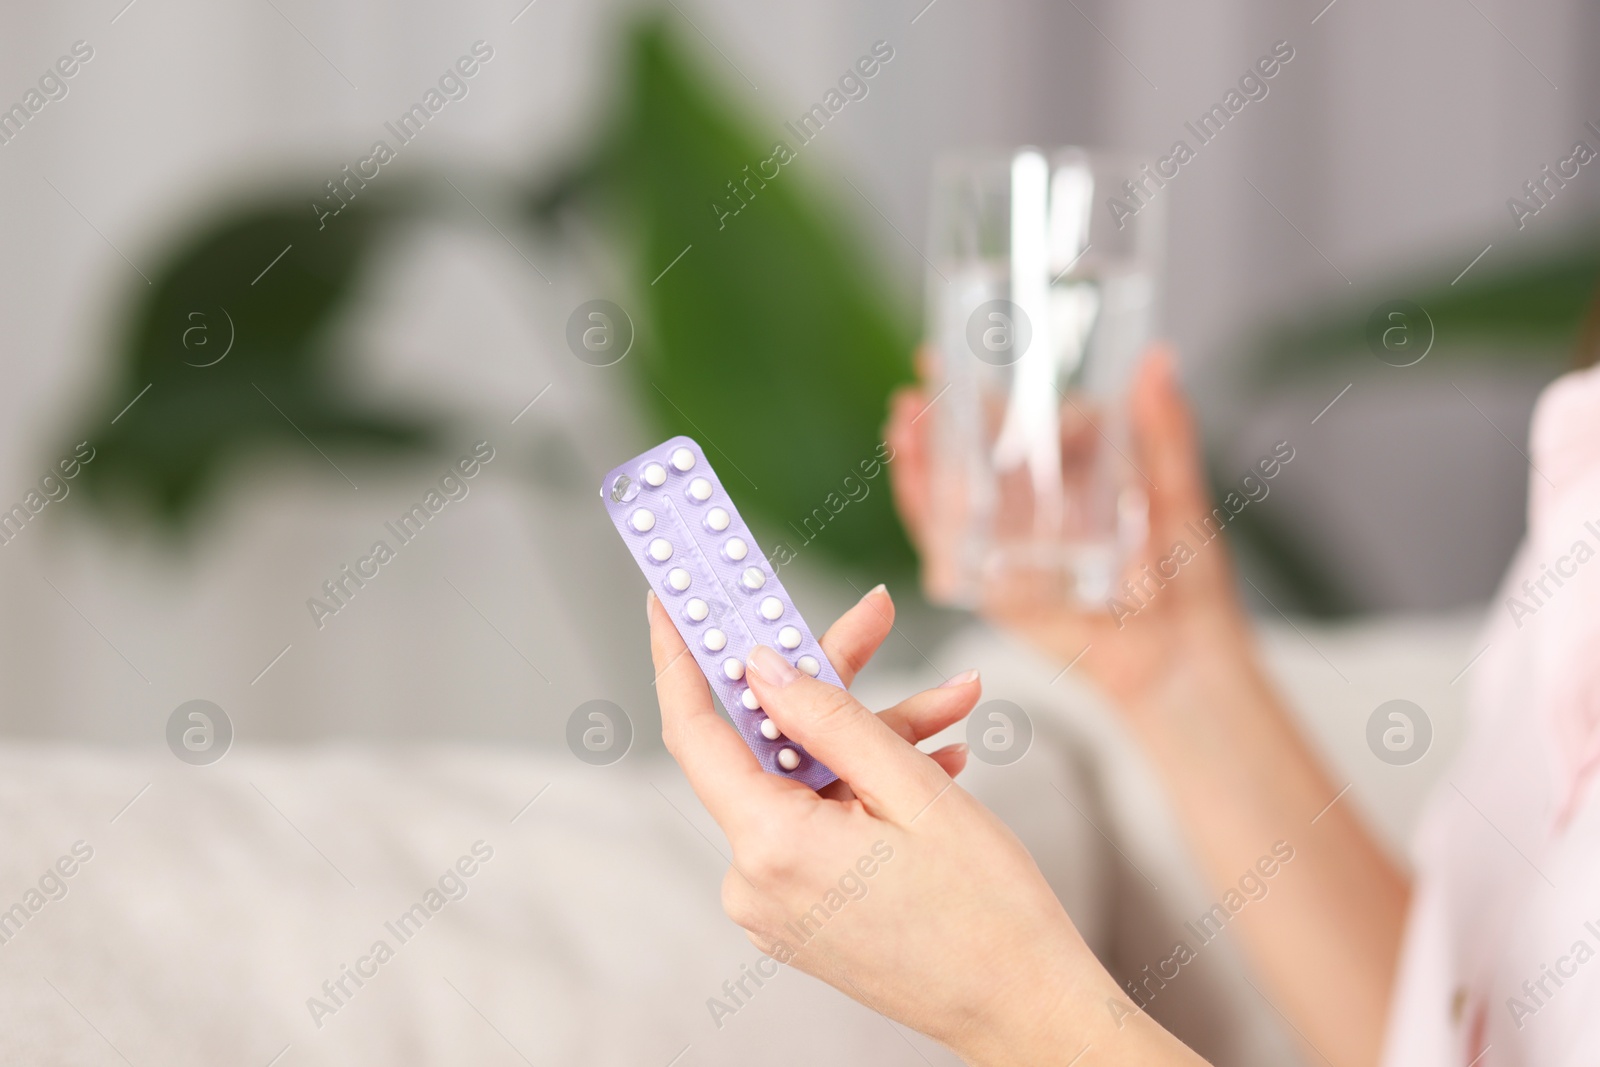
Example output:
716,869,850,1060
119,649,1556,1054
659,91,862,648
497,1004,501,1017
920,147,1164,608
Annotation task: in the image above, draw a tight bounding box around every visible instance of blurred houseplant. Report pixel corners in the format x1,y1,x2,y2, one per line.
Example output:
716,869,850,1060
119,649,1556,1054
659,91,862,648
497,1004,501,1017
68,14,917,576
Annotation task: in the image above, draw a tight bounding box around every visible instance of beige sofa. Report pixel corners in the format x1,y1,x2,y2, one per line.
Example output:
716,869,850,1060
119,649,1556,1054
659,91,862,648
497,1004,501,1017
0,610,1480,1066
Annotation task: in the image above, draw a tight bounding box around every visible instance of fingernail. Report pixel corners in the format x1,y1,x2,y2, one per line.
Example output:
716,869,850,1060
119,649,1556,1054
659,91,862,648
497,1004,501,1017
645,588,657,611
864,583,888,601
939,669,979,688
1151,346,1181,392
748,645,800,687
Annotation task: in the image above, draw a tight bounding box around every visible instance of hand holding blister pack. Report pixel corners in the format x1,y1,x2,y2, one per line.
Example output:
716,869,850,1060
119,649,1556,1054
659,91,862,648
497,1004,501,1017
600,437,840,790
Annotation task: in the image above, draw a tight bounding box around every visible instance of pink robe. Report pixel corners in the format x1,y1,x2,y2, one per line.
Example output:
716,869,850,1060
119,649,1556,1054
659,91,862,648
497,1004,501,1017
1382,364,1600,1066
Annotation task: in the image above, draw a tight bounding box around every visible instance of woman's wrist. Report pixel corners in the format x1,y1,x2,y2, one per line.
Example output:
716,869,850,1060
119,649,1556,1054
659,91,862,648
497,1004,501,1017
939,927,1208,1067
956,968,1209,1067
1128,653,1276,748
1116,606,1286,754
949,958,1103,1067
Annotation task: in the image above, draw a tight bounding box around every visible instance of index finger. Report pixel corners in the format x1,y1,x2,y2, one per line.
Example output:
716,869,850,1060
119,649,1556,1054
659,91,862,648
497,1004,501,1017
648,591,801,829
746,646,951,823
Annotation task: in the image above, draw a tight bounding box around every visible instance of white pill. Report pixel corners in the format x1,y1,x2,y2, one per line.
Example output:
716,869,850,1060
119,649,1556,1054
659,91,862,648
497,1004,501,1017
724,537,748,561
723,658,744,681
741,688,761,710
777,626,802,650
671,447,695,471
741,567,766,590
685,598,709,622
667,568,691,592
759,596,783,621
647,538,672,562
703,628,727,652
630,509,655,532
687,477,712,502
706,507,730,531
642,462,667,487
797,655,820,677
776,748,800,771
759,718,781,741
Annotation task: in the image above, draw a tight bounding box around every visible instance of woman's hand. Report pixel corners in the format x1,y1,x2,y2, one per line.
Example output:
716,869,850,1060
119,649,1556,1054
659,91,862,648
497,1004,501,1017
648,587,1207,1067
885,348,1263,723
888,349,1408,1067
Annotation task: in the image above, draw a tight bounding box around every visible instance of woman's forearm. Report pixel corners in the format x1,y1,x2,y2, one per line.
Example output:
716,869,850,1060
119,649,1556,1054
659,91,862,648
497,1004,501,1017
958,967,1214,1067
1127,647,1409,1067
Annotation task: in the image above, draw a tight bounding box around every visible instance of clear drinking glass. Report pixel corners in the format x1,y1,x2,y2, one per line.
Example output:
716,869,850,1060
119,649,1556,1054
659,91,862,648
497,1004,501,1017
921,147,1163,608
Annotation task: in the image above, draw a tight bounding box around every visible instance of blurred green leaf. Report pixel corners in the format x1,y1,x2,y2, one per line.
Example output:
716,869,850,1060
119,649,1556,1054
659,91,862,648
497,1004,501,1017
1248,233,1600,382
538,16,919,574
71,197,438,528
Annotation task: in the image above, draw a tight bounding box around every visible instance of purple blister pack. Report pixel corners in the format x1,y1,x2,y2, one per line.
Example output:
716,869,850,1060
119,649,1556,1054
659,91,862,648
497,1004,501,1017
600,436,840,791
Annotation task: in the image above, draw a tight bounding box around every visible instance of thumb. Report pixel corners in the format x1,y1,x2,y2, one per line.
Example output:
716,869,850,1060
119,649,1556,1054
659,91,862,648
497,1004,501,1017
1130,345,1212,531
1128,346,1241,606
746,646,950,821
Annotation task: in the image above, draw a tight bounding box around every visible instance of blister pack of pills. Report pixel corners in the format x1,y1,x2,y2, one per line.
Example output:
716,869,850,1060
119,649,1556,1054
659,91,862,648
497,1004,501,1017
601,436,839,790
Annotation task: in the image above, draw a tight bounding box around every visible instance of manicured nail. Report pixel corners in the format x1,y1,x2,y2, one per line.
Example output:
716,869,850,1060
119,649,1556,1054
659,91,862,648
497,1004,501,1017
1152,347,1182,393
939,669,979,688
748,645,800,687
864,583,888,601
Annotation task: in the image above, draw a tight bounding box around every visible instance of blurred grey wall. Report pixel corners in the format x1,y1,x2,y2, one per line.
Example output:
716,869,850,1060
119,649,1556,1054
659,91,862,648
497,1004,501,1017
0,0,1592,743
